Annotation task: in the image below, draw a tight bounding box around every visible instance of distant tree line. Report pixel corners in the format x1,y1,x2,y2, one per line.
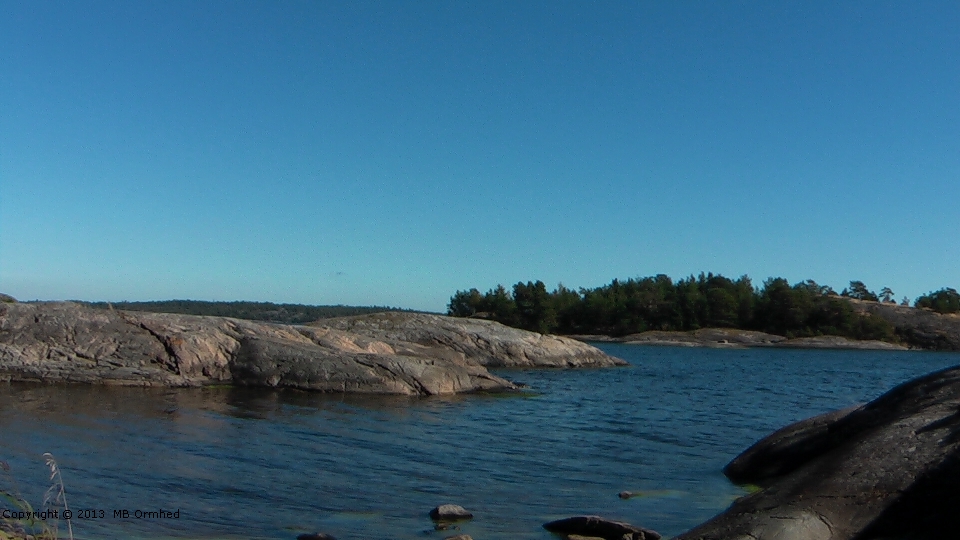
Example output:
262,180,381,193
448,274,960,340
81,300,416,324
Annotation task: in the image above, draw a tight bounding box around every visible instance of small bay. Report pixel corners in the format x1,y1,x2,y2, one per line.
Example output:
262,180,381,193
1,345,958,540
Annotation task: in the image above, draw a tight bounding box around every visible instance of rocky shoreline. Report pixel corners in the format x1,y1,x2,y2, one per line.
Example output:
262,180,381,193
568,328,908,350
845,297,960,350
0,301,623,395
568,298,960,352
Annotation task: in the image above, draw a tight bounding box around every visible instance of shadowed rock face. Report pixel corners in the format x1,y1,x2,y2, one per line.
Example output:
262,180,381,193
0,302,622,394
676,364,960,540
312,312,627,368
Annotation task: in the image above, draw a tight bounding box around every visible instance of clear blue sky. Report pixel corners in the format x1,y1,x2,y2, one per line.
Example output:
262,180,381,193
1,1,957,312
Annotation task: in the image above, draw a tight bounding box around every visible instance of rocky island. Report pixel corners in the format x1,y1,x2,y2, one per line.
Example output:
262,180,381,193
449,276,960,352
0,300,622,395
568,299,960,351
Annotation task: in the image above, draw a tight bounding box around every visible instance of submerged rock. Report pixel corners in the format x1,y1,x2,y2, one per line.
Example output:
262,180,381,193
429,504,473,521
543,516,661,540
675,364,960,539
296,534,336,540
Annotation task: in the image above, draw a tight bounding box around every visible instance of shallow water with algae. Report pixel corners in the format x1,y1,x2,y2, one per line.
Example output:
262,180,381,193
1,345,958,540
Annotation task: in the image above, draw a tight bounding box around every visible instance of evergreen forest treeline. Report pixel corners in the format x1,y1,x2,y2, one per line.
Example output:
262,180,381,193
81,300,416,324
448,274,960,341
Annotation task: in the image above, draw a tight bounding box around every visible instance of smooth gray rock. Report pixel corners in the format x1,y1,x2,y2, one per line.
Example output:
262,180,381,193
675,364,960,540
313,312,626,367
0,302,520,395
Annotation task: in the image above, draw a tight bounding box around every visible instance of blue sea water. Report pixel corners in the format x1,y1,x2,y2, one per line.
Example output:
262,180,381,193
1,344,958,540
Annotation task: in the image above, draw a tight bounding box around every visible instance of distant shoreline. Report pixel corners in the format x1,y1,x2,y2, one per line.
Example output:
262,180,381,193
567,328,910,351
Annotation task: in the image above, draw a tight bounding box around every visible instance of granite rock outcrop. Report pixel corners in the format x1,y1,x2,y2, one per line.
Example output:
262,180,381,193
312,312,627,368
0,302,623,394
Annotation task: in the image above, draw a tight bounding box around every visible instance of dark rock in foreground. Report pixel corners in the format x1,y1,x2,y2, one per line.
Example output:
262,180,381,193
543,516,661,540
722,403,865,485
0,302,623,394
675,364,960,539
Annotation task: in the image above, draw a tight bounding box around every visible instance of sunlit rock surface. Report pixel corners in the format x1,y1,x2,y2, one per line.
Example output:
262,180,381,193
312,312,626,368
0,302,623,395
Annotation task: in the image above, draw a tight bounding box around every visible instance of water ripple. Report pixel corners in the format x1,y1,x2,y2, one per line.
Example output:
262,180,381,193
0,346,957,539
